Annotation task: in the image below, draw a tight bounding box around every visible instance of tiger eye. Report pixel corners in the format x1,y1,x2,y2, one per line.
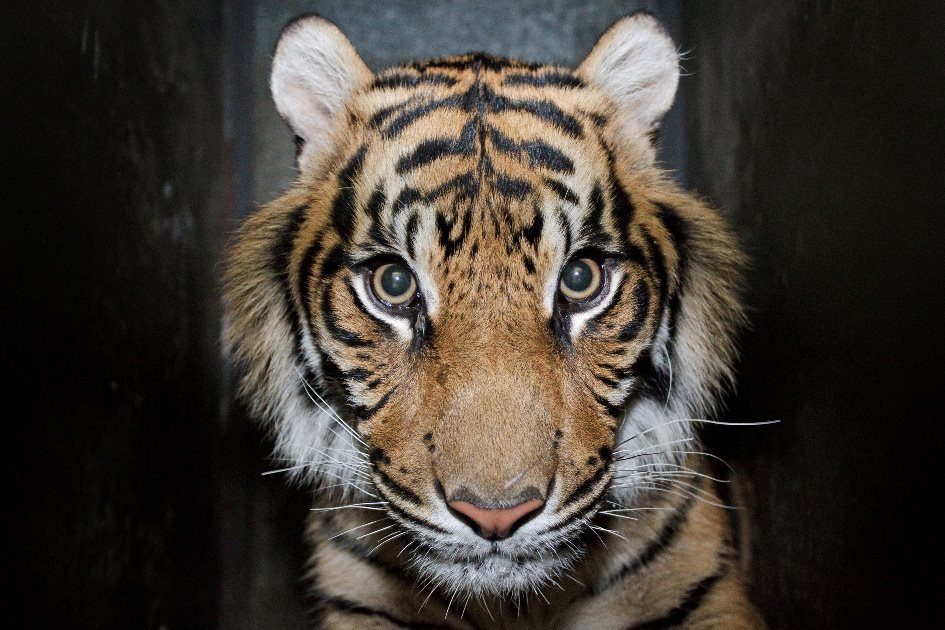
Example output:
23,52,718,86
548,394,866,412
559,258,603,302
372,263,417,305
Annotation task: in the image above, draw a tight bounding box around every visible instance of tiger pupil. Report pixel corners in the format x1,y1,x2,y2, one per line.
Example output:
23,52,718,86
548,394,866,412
563,260,593,292
381,265,412,297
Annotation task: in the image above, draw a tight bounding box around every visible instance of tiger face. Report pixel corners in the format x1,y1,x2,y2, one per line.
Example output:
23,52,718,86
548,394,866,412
226,13,744,598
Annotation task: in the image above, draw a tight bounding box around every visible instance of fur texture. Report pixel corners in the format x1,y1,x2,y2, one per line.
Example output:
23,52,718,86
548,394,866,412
225,13,762,628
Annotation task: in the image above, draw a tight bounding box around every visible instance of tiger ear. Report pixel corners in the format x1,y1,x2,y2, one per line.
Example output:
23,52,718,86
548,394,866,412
578,13,679,134
271,15,372,164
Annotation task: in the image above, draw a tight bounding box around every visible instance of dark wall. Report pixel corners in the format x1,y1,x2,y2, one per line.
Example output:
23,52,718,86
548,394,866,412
682,2,945,627
8,1,229,626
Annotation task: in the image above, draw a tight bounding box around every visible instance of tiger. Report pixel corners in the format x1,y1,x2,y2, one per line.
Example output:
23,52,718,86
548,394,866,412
224,11,765,629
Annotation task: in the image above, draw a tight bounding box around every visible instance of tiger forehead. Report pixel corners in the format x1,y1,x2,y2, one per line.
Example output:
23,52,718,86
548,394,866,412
332,54,629,259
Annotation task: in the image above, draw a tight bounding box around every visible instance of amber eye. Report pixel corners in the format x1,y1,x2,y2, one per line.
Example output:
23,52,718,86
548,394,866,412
371,262,418,306
559,258,603,302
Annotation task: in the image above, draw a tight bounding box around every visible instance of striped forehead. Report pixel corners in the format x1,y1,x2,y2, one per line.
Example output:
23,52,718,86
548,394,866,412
335,54,631,264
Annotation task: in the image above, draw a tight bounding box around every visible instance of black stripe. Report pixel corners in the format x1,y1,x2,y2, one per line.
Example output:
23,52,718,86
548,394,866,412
381,93,468,138
641,225,669,310
392,186,422,216
365,187,386,221
331,145,368,243
346,282,395,339
592,391,625,419
606,147,636,243
545,488,603,534
588,182,606,230
593,369,622,389
383,496,451,535
319,243,347,280
405,212,420,259
554,212,571,264
594,493,697,594
523,254,536,274
272,204,315,405
321,284,372,348
343,367,372,382
584,110,609,128
375,469,423,506
362,180,389,249
395,118,477,173
626,564,728,630
435,208,473,259
316,350,348,400
521,207,544,247
544,178,580,205
580,182,609,247
633,348,671,402
504,71,585,89
519,138,575,173
618,280,651,342
417,53,540,72
583,280,625,337
424,170,479,201
637,204,691,398
296,236,323,312
313,593,454,630
369,96,418,128
352,388,393,423
655,203,690,255
371,72,457,90
622,243,650,268
487,87,584,138
307,244,348,337
562,466,606,508
494,173,532,199
655,202,690,346
488,126,574,173
272,204,309,280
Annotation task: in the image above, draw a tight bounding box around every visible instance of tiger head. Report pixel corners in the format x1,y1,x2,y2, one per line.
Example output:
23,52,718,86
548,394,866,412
225,14,744,598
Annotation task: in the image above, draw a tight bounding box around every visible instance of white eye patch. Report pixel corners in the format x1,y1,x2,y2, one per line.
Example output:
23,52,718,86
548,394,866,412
565,267,625,338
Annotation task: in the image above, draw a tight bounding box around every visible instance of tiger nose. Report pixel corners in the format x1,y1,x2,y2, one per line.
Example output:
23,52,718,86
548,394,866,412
447,499,545,540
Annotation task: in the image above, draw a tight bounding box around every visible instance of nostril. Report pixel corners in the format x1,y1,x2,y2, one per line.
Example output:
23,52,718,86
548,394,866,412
447,499,545,540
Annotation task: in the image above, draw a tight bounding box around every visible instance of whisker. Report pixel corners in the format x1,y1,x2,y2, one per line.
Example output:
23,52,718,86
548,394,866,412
444,589,458,620
597,511,639,521
589,523,628,541
368,530,407,556
616,418,780,449
262,462,315,476
297,370,371,449
613,437,695,457
310,503,389,513
327,518,388,541
355,523,397,540
612,481,737,510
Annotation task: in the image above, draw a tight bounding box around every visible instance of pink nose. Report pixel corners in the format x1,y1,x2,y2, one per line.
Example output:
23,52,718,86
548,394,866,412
447,499,545,539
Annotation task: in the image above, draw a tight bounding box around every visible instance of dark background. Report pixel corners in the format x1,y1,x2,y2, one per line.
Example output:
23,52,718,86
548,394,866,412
8,1,943,627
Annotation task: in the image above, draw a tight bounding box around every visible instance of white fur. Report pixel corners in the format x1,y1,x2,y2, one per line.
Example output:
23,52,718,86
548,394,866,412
578,14,680,134
271,16,372,165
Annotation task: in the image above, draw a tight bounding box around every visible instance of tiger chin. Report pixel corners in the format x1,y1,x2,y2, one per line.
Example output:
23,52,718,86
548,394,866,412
225,11,766,629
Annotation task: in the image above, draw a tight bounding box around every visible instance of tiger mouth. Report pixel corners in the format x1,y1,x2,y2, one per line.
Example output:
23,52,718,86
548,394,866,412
374,465,612,545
